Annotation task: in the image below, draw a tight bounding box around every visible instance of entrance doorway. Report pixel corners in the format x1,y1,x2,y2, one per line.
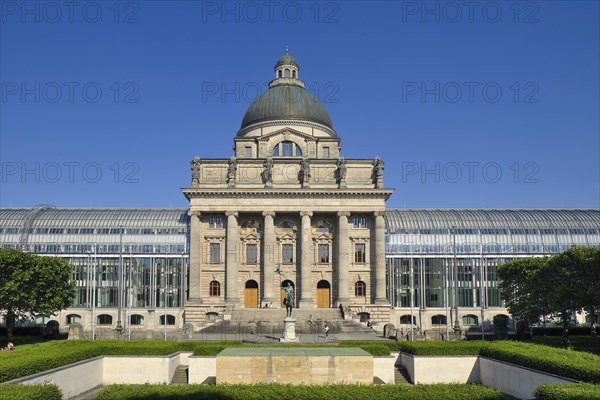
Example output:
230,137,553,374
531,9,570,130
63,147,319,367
280,280,295,307
316,280,331,308
244,280,259,308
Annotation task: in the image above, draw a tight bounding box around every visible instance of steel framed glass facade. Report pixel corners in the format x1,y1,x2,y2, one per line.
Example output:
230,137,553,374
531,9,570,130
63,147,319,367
1,207,598,321
0,208,189,310
385,209,600,312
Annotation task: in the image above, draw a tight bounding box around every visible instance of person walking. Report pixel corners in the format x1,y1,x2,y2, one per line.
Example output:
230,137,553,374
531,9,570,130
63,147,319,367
324,323,330,338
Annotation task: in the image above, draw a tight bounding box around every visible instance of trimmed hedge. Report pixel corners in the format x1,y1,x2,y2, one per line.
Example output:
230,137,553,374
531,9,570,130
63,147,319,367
532,327,593,336
531,336,600,355
0,384,62,400
0,341,242,383
341,341,600,383
481,341,600,384
534,383,600,400
94,383,511,400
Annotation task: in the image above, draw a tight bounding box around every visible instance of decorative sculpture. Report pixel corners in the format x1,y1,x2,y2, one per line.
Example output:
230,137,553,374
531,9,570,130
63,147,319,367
299,158,311,186
372,156,384,188
263,157,273,185
226,156,237,186
190,156,201,187
336,157,347,186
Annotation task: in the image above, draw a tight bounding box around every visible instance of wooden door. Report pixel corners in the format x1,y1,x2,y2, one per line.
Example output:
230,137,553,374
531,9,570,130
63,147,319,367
245,287,258,308
316,280,330,308
244,280,259,308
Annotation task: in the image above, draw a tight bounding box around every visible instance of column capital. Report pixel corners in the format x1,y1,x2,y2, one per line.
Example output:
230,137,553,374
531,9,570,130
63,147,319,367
299,211,313,217
187,210,201,217
374,211,386,218
262,211,276,218
337,211,351,218
225,211,238,217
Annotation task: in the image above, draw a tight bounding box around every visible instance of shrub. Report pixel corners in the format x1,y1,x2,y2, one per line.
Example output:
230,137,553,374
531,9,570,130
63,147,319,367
94,383,510,400
532,327,592,336
534,383,600,400
481,341,600,383
531,336,600,356
0,384,62,400
0,340,242,382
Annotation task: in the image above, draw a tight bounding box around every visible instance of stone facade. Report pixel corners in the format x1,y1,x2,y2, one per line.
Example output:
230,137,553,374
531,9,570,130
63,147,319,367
183,51,393,326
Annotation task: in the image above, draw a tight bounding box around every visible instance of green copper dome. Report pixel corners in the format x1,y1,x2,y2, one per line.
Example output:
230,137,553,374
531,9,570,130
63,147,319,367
240,84,333,130
275,53,299,69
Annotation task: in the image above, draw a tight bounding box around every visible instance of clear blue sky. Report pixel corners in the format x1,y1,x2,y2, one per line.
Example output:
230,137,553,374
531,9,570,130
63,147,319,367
1,1,598,209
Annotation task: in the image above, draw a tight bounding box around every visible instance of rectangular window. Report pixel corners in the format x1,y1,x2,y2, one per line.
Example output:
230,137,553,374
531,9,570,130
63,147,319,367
246,244,257,263
353,216,367,229
354,243,366,263
209,243,220,263
282,244,293,263
282,141,293,156
244,146,252,157
318,244,329,263
209,216,223,228
323,147,330,158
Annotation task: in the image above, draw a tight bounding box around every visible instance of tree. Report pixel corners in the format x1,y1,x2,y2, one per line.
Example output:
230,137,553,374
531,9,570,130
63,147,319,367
499,246,600,339
498,257,551,337
0,248,75,339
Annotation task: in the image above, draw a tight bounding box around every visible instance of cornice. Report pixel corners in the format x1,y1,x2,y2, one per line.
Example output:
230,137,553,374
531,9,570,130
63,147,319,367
182,188,394,200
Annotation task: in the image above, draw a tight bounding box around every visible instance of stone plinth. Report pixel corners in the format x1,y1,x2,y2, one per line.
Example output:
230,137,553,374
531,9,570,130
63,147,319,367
280,317,299,343
216,347,373,385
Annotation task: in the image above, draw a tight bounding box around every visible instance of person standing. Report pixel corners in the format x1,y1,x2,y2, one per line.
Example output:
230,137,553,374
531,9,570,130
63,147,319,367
324,323,330,338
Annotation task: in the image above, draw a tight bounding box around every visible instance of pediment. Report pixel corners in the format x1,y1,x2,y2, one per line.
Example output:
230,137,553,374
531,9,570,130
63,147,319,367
258,128,316,142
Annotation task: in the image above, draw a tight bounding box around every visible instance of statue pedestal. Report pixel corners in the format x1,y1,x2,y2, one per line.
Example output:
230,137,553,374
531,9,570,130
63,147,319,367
280,317,300,343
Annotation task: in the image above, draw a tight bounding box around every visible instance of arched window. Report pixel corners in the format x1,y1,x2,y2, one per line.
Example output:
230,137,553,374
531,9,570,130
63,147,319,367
130,314,144,326
160,315,176,326
355,281,366,296
210,281,220,297
399,315,416,325
97,314,113,325
66,314,81,325
292,70,297,78
493,314,509,326
273,141,302,157
462,315,478,325
284,69,290,77
431,315,447,325
278,70,282,78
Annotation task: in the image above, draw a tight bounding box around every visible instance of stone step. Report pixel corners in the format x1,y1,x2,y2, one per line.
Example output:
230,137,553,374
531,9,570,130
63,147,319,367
231,308,343,321
394,366,412,385
198,318,374,335
170,366,188,385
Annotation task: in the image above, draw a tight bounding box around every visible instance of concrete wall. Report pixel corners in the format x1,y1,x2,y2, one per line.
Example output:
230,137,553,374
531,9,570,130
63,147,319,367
189,356,217,384
401,354,480,384
479,357,578,400
4,357,104,399
373,355,398,384
217,355,373,385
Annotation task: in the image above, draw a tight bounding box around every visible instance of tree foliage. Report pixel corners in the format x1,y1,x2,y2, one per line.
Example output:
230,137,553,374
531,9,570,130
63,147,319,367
498,246,600,336
0,248,75,338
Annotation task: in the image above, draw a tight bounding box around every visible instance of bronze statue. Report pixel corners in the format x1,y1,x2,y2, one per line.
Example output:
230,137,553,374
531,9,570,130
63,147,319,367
281,282,294,317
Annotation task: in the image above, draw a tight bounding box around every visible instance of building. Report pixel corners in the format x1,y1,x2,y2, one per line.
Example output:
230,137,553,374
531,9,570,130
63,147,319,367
1,52,599,334
182,49,393,325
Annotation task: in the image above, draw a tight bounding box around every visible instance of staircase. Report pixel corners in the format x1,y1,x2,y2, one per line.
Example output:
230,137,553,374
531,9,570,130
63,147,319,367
198,308,374,335
394,365,412,385
170,365,188,385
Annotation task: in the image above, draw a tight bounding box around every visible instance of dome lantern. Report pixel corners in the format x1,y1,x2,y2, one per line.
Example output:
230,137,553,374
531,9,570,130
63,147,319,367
273,47,300,83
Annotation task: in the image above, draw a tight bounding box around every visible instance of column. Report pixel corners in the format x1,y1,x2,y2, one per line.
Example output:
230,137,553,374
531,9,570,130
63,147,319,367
262,211,276,304
374,211,388,304
336,211,351,305
225,211,239,305
187,210,202,302
298,211,314,308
